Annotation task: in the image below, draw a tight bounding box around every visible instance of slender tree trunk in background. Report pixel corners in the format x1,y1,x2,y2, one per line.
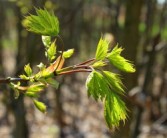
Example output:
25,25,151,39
112,1,143,138
143,0,157,51
0,2,5,73
106,0,121,41
10,5,29,138
54,1,84,136
122,0,143,90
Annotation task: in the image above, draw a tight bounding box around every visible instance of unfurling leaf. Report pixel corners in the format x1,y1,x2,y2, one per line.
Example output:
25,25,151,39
33,100,47,113
24,64,32,76
86,70,128,128
25,92,39,98
95,37,109,60
86,71,109,100
62,49,74,58
45,78,59,88
19,75,29,80
24,8,59,36
103,71,124,94
107,45,135,72
10,82,21,99
104,92,127,128
26,83,45,93
42,35,51,47
46,40,57,62
92,60,106,68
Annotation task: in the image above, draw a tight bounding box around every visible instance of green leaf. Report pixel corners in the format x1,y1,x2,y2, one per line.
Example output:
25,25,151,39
24,8,59,36
107,45,136,72
19,75,29,80
42,35,51,47
86,70,127,128
25,92,39,98
46,40,57,62
14,89,20,99
33,100,47,113
26,83,45,93
103,71,124,94
104,92,127,128
92,61,106,68
95,37,109,60
45,78,59,89
10,82,21,99
62,49,74,58
86,70,109,100
24,64,32,76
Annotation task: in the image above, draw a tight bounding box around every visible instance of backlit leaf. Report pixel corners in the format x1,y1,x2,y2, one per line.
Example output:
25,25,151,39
26,83,45,93
46,40,57,62
95,37,109,60
103,71,124,94
42,35,51,47
86,70,127,128
62,49,74,58
24,8,59,36
25,92,39,98
86,70,109,100
24,64,32,76
92,60,106,68
19,75,29,80
107,45,135,72
45,78,59,89
33,100,47,113
104,92,127,128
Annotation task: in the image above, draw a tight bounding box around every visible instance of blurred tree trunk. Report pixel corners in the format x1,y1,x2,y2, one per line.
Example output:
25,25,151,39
122,0,143,89
144,0,157,47
106,0,121,41
10,1,46,137
54,1,84,135
0,2,5,74
112,1,143,138
10,5,29,138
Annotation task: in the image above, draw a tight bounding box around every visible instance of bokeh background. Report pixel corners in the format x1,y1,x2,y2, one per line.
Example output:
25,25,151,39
0,0,167,138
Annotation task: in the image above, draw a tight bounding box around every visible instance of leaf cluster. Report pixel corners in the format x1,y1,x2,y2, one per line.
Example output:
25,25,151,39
9,8,136,129
85,37,135,128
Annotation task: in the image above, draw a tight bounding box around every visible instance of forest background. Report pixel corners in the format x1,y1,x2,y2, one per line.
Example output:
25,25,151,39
0,0,166,138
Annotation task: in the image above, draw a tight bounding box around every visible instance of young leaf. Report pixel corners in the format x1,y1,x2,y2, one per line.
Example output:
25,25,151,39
19,75,29,80
45,78,59,89
107,45,135,72
24,8,59,36
92,60,106,68
42,35,51,47
25,92,39,98
103,71,124,94
26,83,45,93
104,92,127,128
95,37,109,60
46,40,57,62
86,70,109,100
24,64,32,77
33,99,47,113
14,89,20,99
62,49,74,58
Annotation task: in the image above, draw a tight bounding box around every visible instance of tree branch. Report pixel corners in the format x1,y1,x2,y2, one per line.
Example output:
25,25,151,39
0,77,28,84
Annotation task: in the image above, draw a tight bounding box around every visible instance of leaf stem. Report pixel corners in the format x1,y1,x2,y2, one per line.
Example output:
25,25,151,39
77,58,95,65
57,69,92,76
